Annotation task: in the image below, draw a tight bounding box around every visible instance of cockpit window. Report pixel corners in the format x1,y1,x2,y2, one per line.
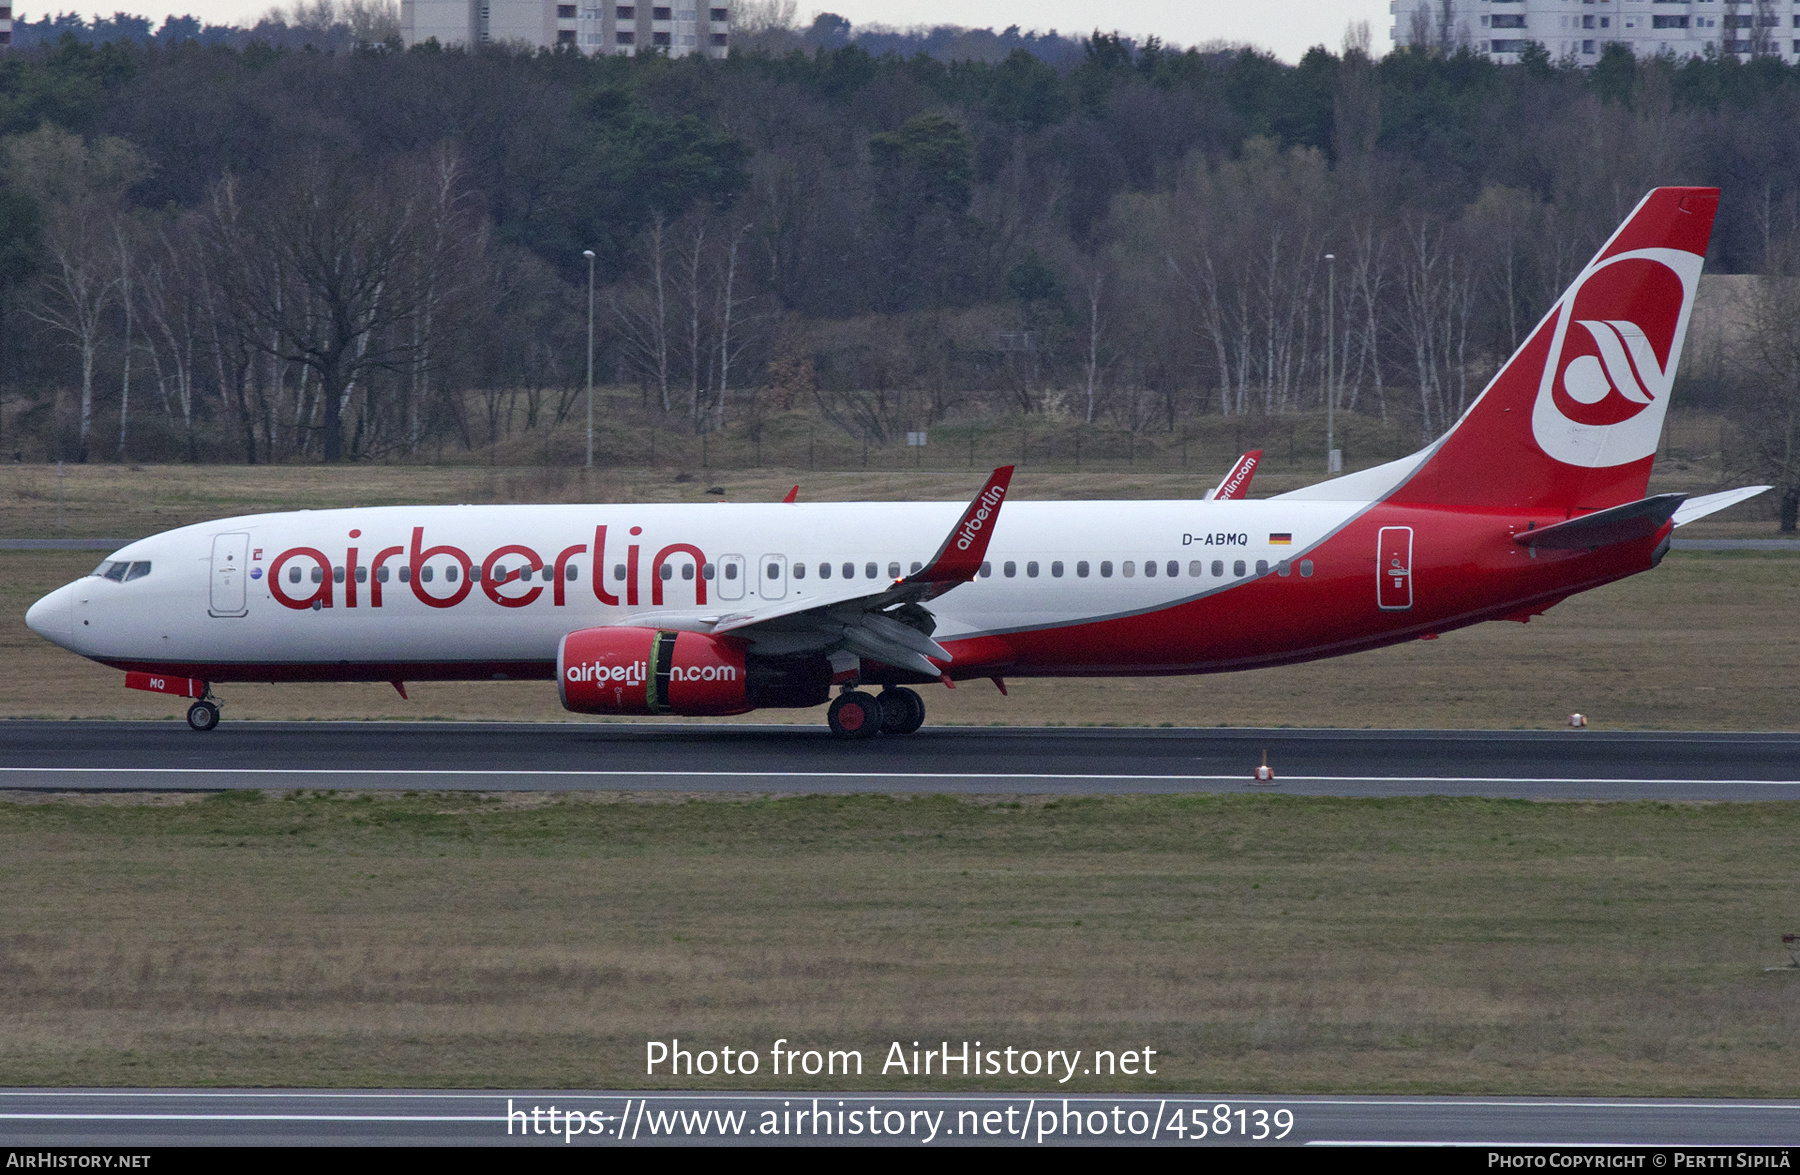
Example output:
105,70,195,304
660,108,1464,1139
93,560,151,581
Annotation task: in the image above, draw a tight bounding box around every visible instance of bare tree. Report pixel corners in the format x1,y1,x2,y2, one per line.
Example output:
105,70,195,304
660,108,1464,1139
612,213,673,413
6,127,145,462
211,150,426,462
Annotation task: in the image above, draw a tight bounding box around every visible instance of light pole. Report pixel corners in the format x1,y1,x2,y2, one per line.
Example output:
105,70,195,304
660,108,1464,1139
583,248,596,470
1324,252,1337,475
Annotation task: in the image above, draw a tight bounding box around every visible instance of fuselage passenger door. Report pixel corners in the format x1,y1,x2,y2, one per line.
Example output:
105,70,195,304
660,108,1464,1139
209,532,250,618
1377,526,1413,612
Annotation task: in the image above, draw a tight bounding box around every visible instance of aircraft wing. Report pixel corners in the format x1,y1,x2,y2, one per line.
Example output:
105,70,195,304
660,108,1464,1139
638,467,1015,677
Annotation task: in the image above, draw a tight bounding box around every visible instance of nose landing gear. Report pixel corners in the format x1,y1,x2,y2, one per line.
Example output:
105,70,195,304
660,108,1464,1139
186,694,222,732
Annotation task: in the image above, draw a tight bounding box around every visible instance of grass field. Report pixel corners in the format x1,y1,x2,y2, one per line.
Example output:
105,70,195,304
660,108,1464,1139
0,789,1796,1093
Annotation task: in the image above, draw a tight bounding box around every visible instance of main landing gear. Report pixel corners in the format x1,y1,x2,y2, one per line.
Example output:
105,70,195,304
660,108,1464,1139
826,686,927,739
186,694,222,732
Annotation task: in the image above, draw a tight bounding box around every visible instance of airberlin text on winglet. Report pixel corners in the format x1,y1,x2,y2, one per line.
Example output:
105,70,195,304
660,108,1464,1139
954,483,1007,552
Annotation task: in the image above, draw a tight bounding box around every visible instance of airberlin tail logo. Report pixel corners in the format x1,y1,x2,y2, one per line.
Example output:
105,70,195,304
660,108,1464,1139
1531,247,1701,469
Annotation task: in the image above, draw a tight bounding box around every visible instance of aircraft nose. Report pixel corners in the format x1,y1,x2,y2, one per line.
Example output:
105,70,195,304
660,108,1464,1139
25,583,73,643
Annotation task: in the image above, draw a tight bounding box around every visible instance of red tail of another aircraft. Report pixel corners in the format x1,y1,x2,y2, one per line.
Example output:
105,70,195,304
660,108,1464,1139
1387,187,1718,515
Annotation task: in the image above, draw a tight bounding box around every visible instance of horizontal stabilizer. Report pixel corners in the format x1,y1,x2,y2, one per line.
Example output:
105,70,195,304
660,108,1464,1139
1515,493,1686,550
1672,485,1770,527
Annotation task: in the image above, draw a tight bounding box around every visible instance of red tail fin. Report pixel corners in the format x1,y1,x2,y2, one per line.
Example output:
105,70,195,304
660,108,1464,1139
1392,187,1718,514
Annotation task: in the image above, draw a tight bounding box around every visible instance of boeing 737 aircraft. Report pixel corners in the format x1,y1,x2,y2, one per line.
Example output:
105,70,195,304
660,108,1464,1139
25,186,1766,737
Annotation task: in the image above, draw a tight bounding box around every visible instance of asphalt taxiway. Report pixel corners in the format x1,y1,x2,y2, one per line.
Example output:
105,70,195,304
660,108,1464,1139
2,721,1798,800
0,1089,1796,1147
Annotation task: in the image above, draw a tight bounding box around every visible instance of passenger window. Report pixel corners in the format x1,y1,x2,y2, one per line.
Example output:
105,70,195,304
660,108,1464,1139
1211,560,1224,577
1098,561,1111,578
659,563,673,581
793,562,807,580
399,566,411,583
1233,560,1246,577
1076,561,1090,578
126,561,151,581
979,562,991,578
471,566,484,582
1255,560,1269,575
767,562,781,580
681,564,695,581
1188,561,1201,577
1142,560,1154,578
701,563,713,580
333,566,345,584
1167,560,1179,578
724,563,738,581
376,567,390,583
288,566,303,584
1300,560,1314,577
888,561,901,578
1026,561,1039,577
841,562,854,580
910,562,922,574
1003,561,1016,578
355,567,367,584
311,566,325,584
421,566,434,583
614,564,627,581
818,563,830,579
864,562,877,579
1277,560,1290,577
1123,561,1135,578
1051,561,1064,577
446,565,459,583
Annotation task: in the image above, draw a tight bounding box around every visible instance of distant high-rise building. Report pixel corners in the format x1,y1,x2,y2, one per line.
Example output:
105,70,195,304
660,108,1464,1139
1391,0,1794,65
0,4,13,49
402,0,729,57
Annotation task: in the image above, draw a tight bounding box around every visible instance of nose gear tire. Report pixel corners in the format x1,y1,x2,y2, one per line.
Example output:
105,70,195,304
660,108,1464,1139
186,701,220,732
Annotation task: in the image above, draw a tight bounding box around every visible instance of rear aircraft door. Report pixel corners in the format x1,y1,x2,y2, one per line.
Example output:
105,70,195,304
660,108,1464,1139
758,554,787,600
1377,526,1413,611
717,554,746,601
209,532,250,617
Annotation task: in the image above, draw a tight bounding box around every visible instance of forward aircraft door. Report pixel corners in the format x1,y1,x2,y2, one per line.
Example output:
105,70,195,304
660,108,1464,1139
1377,526,1413,611
209,532,250,617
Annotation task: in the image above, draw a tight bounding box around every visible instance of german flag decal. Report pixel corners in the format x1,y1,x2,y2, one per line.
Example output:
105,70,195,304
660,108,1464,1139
1269,533,1293,545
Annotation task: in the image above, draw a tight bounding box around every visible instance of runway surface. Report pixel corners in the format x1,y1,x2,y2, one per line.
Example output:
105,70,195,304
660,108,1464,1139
2,721,1799,799
0,1089,1796,1147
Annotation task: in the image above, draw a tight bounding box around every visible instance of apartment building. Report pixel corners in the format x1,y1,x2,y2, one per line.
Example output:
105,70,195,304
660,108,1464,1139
1392,0,1798,65
402,0,729,57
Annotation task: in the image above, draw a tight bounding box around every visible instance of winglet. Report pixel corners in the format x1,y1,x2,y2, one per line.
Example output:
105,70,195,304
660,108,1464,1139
906,466,1014,585
1209,450,1262,500
782,485,799,503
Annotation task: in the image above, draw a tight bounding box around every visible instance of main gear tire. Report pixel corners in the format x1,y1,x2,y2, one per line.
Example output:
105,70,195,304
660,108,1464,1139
879,687,926,735
827,691,883,739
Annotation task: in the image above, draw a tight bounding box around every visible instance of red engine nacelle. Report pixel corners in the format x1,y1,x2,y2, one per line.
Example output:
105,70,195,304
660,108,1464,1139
557,626,752,716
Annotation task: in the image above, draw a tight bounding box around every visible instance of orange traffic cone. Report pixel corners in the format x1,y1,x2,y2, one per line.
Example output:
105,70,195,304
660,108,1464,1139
1254,751,1275,785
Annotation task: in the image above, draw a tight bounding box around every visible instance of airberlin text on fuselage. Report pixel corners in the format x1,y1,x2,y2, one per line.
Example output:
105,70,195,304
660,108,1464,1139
1181,533,1249,546
265,524,704,612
